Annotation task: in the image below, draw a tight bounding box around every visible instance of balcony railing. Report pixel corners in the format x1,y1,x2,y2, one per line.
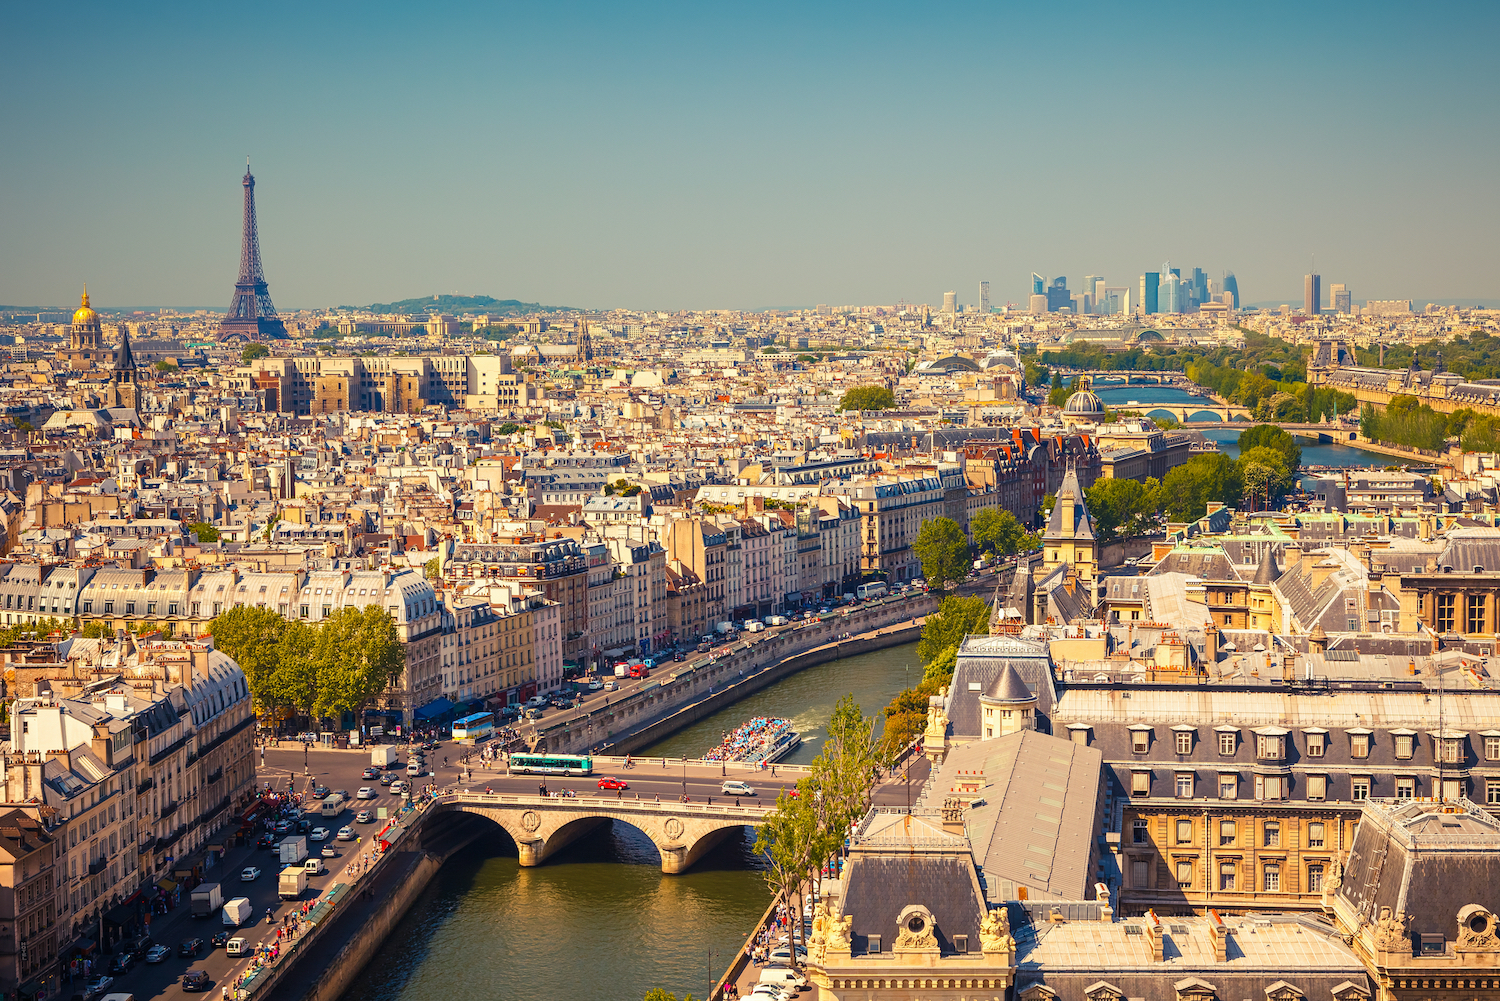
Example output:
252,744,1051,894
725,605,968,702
136,777,155,796
137,837,155,855
87,857,107,876
159,800,179,820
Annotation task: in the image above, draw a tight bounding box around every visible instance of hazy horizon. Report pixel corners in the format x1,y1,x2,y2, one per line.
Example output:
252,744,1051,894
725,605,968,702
4,2,1497,312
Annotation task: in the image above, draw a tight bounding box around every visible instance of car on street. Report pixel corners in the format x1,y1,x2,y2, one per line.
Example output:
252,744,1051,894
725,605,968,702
337,826,355,841
524,707,544,719
210,931,231,949
390,781,407,795
356,810,374,823
144,945,171,964
256,834,277,850
597,776,628,790
587,678,603,691
362,767,381,779
83,974,113,998
106,954,133,975
356,786,376,799
273,820,292,834
182,969,212,992
179,938,204,957
722,780,756,796
766,944,807,964
333,789,350,799
240,866,261,881
421,741,437,751
310,827,330,842
313,785,330,798
379,773,396,785
321,845,337,857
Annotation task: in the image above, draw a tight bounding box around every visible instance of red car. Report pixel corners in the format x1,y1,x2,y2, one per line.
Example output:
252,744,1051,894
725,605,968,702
597,777,629,790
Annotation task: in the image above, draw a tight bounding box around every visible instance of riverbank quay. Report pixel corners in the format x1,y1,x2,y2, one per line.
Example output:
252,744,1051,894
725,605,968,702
535,595,935,756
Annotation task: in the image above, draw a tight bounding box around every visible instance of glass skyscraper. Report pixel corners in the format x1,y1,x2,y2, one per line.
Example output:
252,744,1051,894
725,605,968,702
1222,272,1239,308
1140,273,1159,314
1158,263,1182,314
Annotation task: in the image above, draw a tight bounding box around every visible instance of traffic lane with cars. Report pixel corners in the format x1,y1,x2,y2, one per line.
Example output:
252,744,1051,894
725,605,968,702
100,838,347,1001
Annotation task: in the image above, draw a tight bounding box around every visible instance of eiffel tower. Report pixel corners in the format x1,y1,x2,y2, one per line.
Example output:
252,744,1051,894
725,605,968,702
218,160,287,342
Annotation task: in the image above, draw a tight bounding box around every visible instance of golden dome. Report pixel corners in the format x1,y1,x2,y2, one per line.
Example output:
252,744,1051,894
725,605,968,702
72,287,98,327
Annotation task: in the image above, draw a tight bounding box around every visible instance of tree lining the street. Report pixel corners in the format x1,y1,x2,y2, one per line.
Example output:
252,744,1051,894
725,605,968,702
912,516,971,590
209,604,405,724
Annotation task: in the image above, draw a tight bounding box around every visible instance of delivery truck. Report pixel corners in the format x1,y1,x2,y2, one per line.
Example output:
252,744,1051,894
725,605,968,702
221,897,253,927
190,883,222,918
278,866,308,899
279,835,308,865
370,746,398,768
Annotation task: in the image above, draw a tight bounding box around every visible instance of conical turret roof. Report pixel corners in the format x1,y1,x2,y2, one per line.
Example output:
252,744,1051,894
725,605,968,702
1252,551,1281,585
982,662,1034,703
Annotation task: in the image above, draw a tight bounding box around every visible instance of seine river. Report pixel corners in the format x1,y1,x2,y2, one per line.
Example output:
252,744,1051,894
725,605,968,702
1091,382,1387,468
337,641,919,1001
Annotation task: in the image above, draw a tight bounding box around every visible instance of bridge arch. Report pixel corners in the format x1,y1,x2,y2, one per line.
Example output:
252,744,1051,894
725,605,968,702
1186,409,1224,422
424,797,763,874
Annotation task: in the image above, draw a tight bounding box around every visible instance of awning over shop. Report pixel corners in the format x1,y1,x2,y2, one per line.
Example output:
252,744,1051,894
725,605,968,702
156,878,177,892
103,903,135,927
414,697,454,720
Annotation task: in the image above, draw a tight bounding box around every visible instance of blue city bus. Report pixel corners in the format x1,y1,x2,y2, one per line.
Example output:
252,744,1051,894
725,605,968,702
452,712,495,744
507,753,594,776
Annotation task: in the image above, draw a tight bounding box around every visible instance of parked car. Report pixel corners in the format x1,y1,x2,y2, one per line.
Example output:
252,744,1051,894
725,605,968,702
144,944,171,964
240,866,261,881
182,969,212,992
179,938,204,957
336,826,355,841
597,777,628,790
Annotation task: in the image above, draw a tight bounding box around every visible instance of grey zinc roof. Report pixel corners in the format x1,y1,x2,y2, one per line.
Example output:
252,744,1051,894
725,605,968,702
935,730,1103,902
840,852,987,956
948,636,1055,739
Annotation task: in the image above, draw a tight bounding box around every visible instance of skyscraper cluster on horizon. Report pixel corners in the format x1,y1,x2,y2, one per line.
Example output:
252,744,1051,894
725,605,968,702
1026,266,1238,318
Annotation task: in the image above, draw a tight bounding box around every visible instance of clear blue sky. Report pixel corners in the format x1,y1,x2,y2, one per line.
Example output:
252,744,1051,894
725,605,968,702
3,1,1498,312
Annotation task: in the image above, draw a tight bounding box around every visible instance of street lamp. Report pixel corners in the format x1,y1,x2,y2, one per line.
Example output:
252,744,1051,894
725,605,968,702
682,755,688,800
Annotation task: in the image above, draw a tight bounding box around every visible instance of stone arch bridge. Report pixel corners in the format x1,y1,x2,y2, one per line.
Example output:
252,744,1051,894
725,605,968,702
419,792,772,873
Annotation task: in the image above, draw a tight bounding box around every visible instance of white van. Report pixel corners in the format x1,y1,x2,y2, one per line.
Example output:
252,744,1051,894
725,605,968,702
406,758,423,776
304,858,324,876
758,966,808,990
225,938,249,957
721,780,756,796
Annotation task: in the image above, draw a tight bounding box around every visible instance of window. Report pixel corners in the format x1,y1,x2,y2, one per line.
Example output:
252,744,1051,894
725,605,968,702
1486,735,1500,761
1131,730,1150,753
1070,728,1089,745
1131,859,1150,888
1218,732,1236,756
1306,733,1325,757
1176,860,1194,889
1469,592,1487,632
1219,820,1236,846
1350,734,1370,758
1175,731,1193,754
1437,592,1456,632
1264,821,1281,847
1264,864,1281,892
1256,735,1283,759
168,603,178,616
1487,779,1500,806
1352,777,1370,801
1219,862,1237,891
1176,773,1194,798
1307,774,1327,801
1308,822,1325,848
1395,734,1414,759
1307,864,1325,892
1176,819,1193,844
1396,777,1415,800
82,601,91,613
1219,774,1237,799
1132,820,1148,844
1256,775,1285,800
1442,738,1464,764
1131,772,1151,797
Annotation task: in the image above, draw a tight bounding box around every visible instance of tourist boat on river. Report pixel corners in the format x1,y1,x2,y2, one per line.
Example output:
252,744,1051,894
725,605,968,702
704,716,801,765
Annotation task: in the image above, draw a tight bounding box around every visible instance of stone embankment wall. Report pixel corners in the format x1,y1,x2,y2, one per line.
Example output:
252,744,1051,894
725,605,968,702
536,596,935,756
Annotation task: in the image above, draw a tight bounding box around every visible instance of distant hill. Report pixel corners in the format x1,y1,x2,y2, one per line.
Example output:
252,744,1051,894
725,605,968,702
353,294,570,315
